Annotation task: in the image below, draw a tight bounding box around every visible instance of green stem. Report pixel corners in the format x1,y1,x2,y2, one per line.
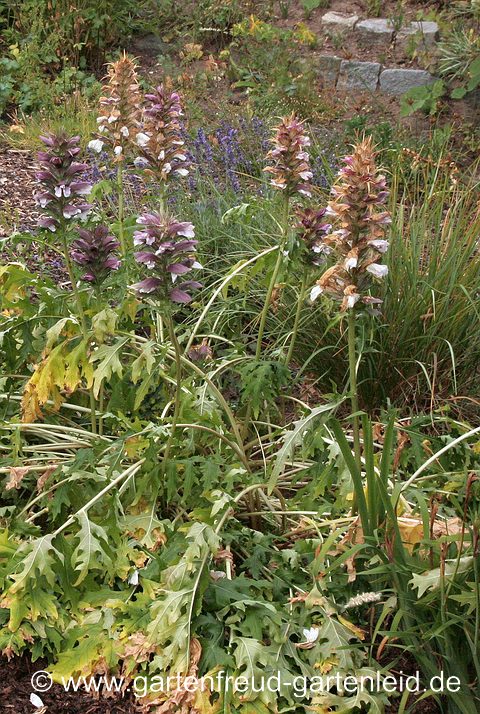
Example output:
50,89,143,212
285,271,307,366
255,194,290,360
347,309,361,471
116,162,127,270
161,316,183,485
60,230,97,434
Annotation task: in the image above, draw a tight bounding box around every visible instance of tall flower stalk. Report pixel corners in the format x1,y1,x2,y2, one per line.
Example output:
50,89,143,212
256,113,312,360
135,84,189,208
131,212,202,488
285,208,332,365
34,132,98,432
89,54,142,262
311,137,391,470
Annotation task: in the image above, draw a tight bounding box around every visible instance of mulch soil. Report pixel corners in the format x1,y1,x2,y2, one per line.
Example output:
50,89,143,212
0,655,140,713
1,652,444,714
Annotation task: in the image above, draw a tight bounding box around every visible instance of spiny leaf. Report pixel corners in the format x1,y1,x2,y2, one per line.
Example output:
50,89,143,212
71,511,113,586
90,337,128,398
10,535,64,593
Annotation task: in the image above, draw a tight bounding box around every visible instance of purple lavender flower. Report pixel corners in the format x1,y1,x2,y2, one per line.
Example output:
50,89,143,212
71,226,121,284
34,133,93,233
131,212,202,304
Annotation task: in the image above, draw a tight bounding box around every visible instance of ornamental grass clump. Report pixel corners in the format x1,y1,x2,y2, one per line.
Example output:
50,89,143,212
89,53,142,161
34,133,92,234
71,226,121,285
311,137,391,472
136,84,189,193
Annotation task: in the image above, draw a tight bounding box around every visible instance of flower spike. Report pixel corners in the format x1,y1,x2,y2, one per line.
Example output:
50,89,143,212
264,113,312,198
310,136,390,310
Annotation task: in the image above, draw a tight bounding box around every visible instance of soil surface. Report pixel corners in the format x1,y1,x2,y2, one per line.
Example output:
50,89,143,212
0,147,39,236
0,653,443,714
0,655,139,713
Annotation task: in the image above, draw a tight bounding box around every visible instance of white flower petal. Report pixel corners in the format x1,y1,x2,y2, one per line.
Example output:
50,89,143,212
128,570,139,586
366,263,388,278
87,139,104,153
310,285,322,302
30,693,44,708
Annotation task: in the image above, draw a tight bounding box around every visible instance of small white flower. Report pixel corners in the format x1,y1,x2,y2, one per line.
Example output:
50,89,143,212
366,263,388,278
192,261,203,269
134,157,149,168
114,146,123,156
88,139,104,153
163,162,172,175
96,116,107,124
345,257,358,270
30,693,44,708
108,115,117,124
158,150,165,160
299,170,313,180
174,153,187,161
310,285,322,302
136,132,150,147
128,569,139,586
120,126,129,137
302,626,319,643
175,168,189,177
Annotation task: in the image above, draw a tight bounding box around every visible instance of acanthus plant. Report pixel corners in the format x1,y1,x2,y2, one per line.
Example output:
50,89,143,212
134,84,189,205
88,54,142,262
131,210,202,475
311,136,391,474
25,132,122,433
255,113,313,363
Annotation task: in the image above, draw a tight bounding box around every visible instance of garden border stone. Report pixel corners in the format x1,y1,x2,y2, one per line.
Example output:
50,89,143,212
337,60,382,92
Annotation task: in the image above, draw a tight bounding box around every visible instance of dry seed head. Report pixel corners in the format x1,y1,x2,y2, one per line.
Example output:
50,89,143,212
90,53,142,160
135,84,189,183
264,113,312,198
311,136,390,311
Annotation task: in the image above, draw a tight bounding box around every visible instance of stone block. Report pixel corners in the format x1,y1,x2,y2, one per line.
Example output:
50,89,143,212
317,55,342,85
321,11,359,31
356,19,394,46
337,60,382,91
379,68,436,95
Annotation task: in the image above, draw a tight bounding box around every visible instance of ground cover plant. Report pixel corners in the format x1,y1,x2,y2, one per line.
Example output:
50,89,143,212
0,3,479,714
